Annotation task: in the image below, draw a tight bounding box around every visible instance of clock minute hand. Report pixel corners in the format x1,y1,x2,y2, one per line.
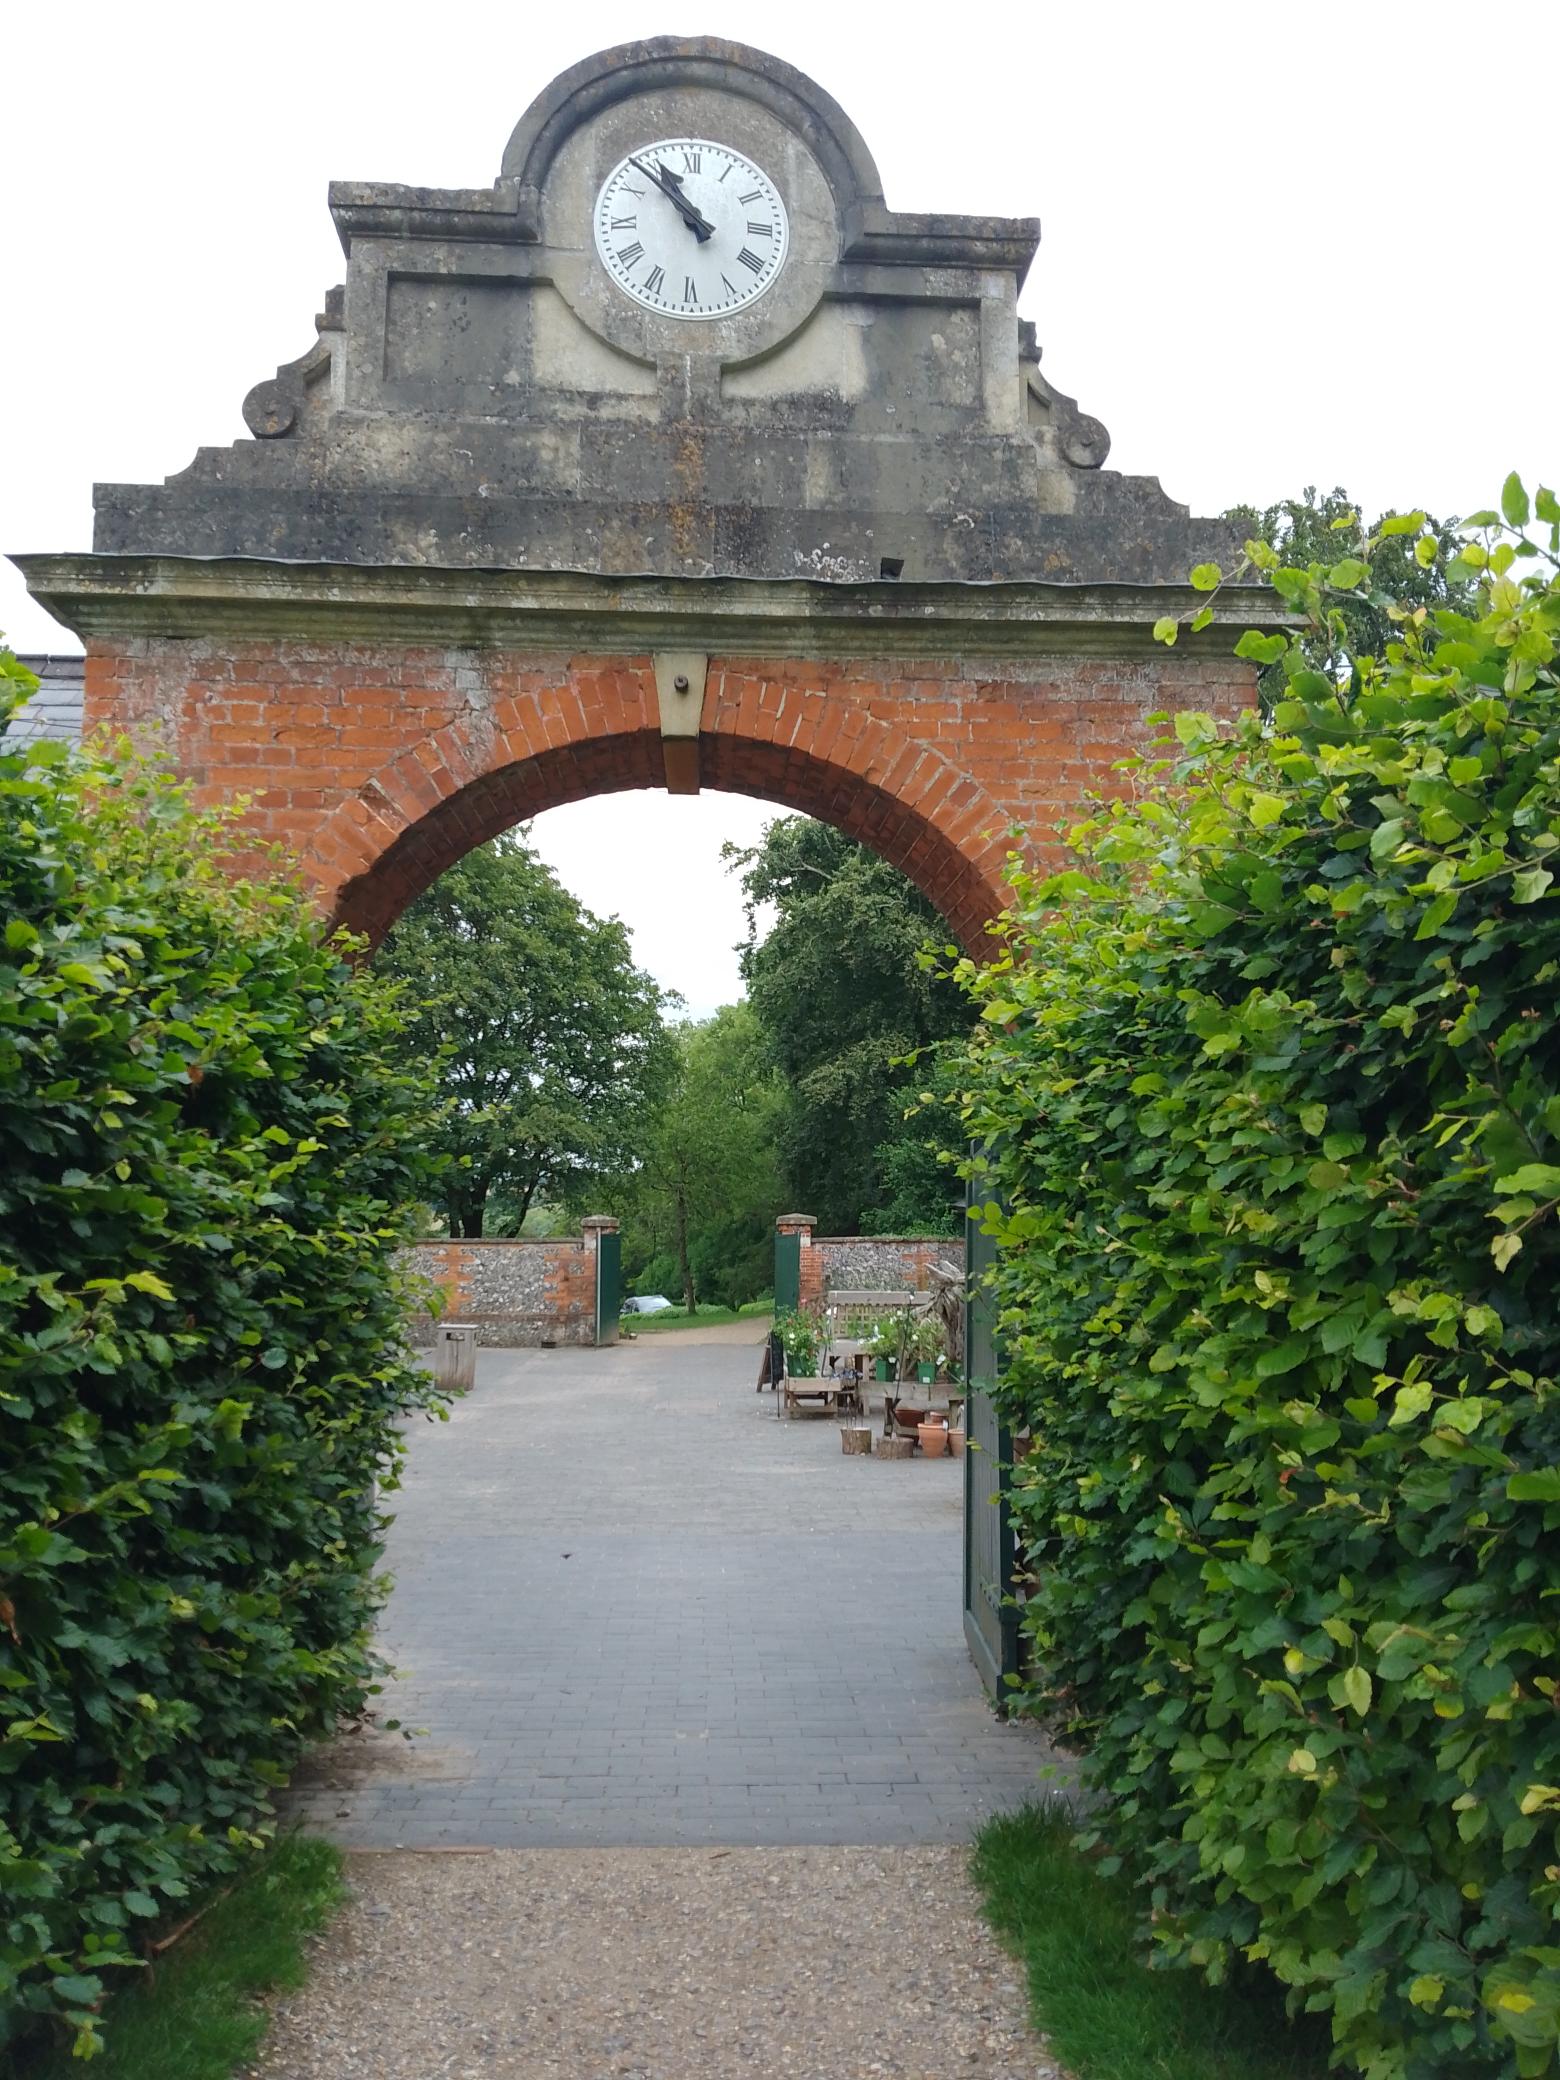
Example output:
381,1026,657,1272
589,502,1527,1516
628,155,715,242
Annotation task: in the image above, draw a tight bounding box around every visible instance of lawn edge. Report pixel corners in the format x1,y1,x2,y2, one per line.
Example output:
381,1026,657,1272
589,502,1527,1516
32,1833,346,2080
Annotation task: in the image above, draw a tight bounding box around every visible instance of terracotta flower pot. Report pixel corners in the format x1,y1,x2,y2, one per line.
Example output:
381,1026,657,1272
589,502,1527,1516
918,1419,949,1458
948,1427,966,1458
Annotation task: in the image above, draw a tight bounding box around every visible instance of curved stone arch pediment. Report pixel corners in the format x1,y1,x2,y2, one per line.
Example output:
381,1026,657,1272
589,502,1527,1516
500,35,887,222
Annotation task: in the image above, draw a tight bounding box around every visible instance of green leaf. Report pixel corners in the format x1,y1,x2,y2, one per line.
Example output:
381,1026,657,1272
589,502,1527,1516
1233,631,1287,665
1512,866,1553,904
1173,712,1217,747
1492,1232,1523,1272
1189,563,1221,592
1414,533,1439,568
1415,891,1457,940
1340,1665,1372,1716
1493,1165,1560,1196
1327,557,1368,589
1247,793,1284,829
1502,471,1530,528
124,1271,176,1301
50,1975,105,2006
1153,616,1179,647
1389,1382,1434,1427
1508,1470,1560,1503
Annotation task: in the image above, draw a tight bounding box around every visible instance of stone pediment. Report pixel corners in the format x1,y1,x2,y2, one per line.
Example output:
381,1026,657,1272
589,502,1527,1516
92,37,1232,586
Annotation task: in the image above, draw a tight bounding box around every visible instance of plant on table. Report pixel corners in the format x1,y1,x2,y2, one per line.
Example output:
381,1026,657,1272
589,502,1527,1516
775,1307,823,1377
911,1313,947,1384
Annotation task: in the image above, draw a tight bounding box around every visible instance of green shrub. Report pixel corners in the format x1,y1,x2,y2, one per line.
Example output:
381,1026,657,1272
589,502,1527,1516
0,666,444,2057
952,484,1560,2078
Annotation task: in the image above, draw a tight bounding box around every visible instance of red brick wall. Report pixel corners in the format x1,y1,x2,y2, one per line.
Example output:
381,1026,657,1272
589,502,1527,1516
83,639,1254,947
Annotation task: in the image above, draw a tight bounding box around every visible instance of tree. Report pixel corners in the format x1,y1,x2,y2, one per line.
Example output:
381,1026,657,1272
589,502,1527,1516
376,834,671,1237
729,818,968,1235
622,1004,783,1310
1221,485,1468,703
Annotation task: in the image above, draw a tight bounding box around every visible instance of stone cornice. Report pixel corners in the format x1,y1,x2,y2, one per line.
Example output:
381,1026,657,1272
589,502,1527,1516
12,554,1288,661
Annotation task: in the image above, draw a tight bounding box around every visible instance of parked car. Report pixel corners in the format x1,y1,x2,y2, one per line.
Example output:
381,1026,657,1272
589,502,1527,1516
621,1294,675,1316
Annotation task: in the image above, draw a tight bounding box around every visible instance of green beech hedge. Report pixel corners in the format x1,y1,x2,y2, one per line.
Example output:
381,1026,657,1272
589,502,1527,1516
953,485,1560,2078
0,662,443,2057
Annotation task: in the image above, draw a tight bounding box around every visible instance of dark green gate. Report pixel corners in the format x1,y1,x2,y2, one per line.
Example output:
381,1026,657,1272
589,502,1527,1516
594,1225,622,1346
774,1226,801,1314
962,1186,1019,1703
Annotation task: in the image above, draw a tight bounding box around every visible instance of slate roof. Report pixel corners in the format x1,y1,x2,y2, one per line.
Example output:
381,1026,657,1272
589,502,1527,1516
3,655,86,747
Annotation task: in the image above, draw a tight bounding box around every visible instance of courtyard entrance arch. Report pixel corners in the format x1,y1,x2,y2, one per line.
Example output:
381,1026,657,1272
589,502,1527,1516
13,36,1269,1704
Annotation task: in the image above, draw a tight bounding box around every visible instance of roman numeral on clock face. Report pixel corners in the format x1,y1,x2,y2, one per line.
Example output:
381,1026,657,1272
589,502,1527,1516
746,220,772,238
738,190,761,205
682,149,701,172
644,264,666,296
617,241,644,267
610,215,636,231
737,247,764,274
684,276,698,303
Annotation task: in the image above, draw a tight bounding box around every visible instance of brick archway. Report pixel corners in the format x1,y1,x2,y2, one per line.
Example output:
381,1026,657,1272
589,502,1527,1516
303,654,1017,948
42,566,1261,958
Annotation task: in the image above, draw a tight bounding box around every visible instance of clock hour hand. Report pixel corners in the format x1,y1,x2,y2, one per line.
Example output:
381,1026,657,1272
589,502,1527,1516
628,155,715,242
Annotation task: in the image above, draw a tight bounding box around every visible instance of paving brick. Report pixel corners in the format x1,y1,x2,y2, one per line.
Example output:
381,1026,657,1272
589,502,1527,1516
291,1338,1062,1846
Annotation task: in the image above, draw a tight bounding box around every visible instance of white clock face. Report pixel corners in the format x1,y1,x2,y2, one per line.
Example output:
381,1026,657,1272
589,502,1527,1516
594,138,789,320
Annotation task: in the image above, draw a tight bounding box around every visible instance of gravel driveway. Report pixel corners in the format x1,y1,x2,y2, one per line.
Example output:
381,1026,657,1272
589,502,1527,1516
251,1845,1065,2080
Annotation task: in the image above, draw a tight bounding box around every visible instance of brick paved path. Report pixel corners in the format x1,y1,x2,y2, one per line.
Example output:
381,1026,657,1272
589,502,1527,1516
290,1337,1058,1847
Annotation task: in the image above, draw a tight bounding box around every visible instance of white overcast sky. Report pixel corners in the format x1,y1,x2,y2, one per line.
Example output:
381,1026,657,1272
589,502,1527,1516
6,1,1557,1014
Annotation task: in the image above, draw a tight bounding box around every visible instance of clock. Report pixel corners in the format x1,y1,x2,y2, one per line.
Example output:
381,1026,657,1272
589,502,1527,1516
593,137,789,320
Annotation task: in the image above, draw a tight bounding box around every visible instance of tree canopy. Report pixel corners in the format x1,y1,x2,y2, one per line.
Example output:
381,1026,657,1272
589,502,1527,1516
376,835,671,1236
730,817,969,1235
618,1003,784,1309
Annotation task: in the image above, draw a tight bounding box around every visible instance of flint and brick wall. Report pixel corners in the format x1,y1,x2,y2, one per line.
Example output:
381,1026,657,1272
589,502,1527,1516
816,1236,957,1295
82,641,1254,949
786,1218,960,1310
408,1237,596,1348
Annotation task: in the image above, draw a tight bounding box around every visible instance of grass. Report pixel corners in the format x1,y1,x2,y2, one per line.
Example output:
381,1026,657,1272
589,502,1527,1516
620,1300,773,1335
32,1836,345,2080
971,1801,1330,2080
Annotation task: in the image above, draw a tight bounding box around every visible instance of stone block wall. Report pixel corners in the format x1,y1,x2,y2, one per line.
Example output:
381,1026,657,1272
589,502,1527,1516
408,1236,597,1347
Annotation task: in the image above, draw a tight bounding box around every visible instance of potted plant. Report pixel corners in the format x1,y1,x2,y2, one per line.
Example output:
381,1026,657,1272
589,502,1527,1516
912,1314,945,1386
776,1307,822,1378
867,1316,901,1382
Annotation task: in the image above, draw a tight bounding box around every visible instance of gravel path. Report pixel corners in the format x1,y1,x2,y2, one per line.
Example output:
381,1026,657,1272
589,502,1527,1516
251,1845,1064,2080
